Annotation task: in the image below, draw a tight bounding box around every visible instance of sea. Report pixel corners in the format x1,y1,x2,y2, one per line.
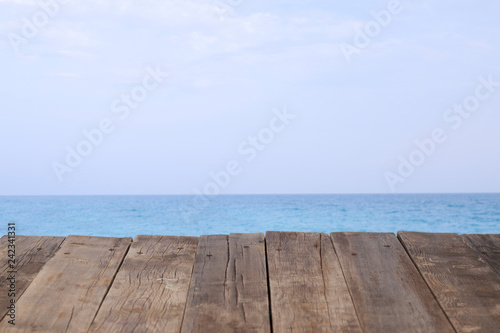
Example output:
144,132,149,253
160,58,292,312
1,194,499,237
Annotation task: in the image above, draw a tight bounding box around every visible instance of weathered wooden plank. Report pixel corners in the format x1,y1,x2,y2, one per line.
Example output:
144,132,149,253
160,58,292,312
399,231,500,333
332,232,454,333
463,234,500,277
319,233,363,332
267,232,362,333
181,233,270,333
0,235,131,332
0,236,64,322
89,235,198,333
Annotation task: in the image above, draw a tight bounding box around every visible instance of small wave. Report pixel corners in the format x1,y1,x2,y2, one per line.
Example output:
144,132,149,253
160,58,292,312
118,208,138,212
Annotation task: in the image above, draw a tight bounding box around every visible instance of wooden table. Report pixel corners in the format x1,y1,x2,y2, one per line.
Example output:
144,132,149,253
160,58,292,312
1,232,499,332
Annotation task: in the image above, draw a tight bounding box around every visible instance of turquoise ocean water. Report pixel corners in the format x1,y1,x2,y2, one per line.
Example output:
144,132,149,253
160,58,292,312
1,194,499,237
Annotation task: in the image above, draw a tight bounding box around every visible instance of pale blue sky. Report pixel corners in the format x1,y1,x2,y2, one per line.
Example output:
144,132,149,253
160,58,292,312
1,0,499,195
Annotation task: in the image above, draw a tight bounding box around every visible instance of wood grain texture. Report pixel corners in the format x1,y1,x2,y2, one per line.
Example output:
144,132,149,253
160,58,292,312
89,235,198,333
0,236,64,321
181,233,270,333
0,235,131,332
332,232,454,333
3,232,498,332
399,231,500,333
463,234,500,277
267,232,362,333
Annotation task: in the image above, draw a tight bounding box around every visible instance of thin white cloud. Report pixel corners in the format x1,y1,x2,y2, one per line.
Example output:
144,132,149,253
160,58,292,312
48,72,81,78
0,0,36,5
43,27,100,47
57,49,96,58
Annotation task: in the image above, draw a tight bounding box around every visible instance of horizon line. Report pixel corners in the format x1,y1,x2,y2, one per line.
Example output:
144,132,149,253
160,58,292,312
1,192,499,197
